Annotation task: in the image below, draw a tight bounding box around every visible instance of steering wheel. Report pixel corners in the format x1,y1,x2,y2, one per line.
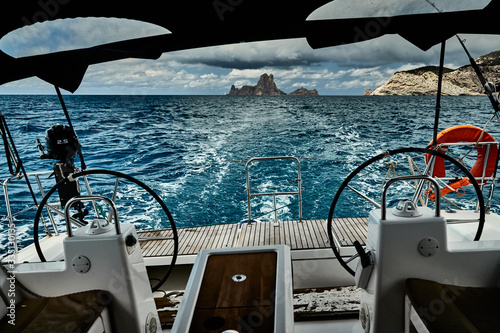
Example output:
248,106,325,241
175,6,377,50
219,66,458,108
33,169,178,291
327,147,485,276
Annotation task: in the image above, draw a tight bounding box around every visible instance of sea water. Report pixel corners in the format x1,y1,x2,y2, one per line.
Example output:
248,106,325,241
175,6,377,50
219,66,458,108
0,95,498,253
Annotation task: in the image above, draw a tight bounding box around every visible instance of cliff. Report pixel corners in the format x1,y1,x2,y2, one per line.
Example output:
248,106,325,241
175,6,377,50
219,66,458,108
370,50,500,96
228,73,318,95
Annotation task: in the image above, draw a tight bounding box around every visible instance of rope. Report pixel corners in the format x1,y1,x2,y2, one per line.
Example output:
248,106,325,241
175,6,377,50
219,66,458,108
458,113,496,163
382,161,399,187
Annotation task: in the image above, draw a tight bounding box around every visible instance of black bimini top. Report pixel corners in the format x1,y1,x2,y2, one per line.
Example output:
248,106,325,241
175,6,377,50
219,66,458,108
1,0,500,92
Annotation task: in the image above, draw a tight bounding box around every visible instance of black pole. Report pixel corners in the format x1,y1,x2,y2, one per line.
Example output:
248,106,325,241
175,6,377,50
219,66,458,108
55,86,86,170
432,41,446,147
456,36,500,113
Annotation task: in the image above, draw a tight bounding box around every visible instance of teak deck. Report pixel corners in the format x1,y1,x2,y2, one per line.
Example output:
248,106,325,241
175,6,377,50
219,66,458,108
138,218,368,258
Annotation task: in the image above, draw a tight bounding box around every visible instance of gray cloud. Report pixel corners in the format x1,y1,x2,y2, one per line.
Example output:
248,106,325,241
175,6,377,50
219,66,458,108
163,33,500,71
0,18,168,57
1,17,500,95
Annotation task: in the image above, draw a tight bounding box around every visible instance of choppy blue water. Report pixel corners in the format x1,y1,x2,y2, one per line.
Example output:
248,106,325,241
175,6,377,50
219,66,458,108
1,95,499,253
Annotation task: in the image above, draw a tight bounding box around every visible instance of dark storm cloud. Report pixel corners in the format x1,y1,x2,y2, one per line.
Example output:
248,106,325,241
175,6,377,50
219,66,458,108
1,17,500,95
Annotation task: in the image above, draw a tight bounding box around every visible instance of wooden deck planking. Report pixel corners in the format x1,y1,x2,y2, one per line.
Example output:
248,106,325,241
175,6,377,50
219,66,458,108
142,230,169,257
180,227,203,255
330,218,367,247
284,220,295,249
307,220,321,248
292,221,303,249
186,226,209,254
344,217,367,246
348,217,368,243
192,225,212,254
311,219,328,248
139,218,368,258
265,222,272,246
330,218,352,247
212,224,231,249
299,220,314,248
333,218,351,246
237,220,330,250
141,231,160,256
151,231,174,257
138,224,238,257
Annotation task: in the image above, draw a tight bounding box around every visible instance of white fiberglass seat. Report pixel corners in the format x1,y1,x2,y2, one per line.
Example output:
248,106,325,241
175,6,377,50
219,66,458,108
0,266,113,333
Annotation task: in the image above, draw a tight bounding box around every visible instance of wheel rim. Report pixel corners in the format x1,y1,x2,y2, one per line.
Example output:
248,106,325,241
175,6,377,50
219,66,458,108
327,147,485,276
33,169,178,291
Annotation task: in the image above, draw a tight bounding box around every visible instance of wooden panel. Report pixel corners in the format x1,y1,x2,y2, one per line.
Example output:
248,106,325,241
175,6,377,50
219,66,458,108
190,252,277,333
195,252,277,309
189,306,274,333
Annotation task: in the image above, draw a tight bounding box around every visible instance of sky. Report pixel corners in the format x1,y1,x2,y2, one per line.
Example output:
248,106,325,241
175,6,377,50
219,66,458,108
1,1,500,95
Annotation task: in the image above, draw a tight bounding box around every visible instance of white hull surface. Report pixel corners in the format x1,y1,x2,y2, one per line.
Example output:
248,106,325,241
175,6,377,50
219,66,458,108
3,209,500,332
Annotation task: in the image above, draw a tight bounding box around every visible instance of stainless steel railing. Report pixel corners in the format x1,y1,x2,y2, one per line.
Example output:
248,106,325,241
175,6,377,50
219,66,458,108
245,156,302,225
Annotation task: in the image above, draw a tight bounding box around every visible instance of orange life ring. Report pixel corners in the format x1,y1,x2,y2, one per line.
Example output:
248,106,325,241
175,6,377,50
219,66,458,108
425,125,498,200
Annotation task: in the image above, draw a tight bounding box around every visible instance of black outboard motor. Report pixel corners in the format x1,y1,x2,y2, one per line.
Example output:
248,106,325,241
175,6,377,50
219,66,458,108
38,124,88,222
44,124,80,164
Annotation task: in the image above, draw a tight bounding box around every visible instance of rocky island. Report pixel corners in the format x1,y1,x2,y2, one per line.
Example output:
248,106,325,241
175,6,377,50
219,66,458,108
369,50,500,96
289,87,319,95
228,73,319,96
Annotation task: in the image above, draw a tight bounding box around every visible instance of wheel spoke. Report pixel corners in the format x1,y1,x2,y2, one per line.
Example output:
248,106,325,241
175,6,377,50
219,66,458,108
33,169,179,291
327,148,486,277
112,176,119,203
346,185,381,208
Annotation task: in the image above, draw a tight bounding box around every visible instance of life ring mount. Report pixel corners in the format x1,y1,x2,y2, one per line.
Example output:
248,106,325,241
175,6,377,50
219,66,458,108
426,125,498,200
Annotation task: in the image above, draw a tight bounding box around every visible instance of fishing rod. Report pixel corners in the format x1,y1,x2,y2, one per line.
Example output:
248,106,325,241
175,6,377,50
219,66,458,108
455,36,500,114
453,37,500,214
0,111,40,208
424,0,500,147
424,0,500,114
423,0,500,213
0,111,18,175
